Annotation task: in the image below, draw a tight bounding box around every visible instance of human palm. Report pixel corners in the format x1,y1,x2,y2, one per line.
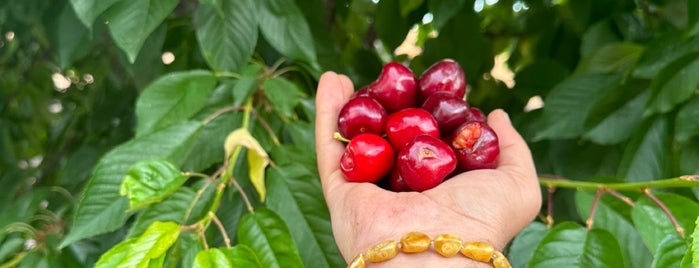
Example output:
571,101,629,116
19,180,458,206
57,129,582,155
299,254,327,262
315,71,541,264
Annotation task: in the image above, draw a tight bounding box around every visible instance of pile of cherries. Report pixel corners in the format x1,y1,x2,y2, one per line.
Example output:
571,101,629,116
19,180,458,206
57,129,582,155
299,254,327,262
336,59,500,192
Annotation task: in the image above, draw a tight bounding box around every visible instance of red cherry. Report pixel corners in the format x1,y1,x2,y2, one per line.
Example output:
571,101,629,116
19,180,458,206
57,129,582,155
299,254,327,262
386,108,440,152
418,59,466,102
398,135,457,191
468,107,486,122
340,133,395,183
449,121,499,171
421,91,470,135
337,96,388,139
350,87,371,99
367,62,418,113
388,167,412,192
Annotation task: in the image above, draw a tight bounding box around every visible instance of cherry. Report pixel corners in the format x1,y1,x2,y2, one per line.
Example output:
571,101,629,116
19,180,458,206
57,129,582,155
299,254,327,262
421,91,470,135
388,167,412,192
386,108,440,152
418,59,466,102
337,96,387,139
449,121,499,171
340,133,395,183
398,135,456,191
367,62,418,113
350,87,371,99
468,107,486,122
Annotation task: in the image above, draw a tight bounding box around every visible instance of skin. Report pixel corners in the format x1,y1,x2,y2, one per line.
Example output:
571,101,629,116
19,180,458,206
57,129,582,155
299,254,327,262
315,71,542,267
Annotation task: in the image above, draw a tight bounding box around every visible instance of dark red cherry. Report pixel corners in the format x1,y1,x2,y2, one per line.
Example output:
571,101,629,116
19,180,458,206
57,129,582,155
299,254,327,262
367,62,418,113
338,96,388,139
340,133,395,183
421,92,470,135
449,121,499,171
350,87,371,99
398,135,457,191
385,108,440,152
388,167,412,192
468,107,486,122
418,59,466,102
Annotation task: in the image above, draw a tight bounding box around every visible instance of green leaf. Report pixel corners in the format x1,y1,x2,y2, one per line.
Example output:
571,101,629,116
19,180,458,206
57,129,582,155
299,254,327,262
135,70,217,137
56,3,91,68
584,91,649,145
237,208,304,268
375,0,411,52
575,43,644,75
60,121,202,248
534,74,622,140
69,0,120,29
528,222,625,268
617,116,671,182
580,20,621,57
645,53,699,116
95,221,180,268
575,191,653,268
104,0,179,62
266,162,344,268
258,0,317,64
195,0,258,72
694,216,699,265
680,243,694,268
631,193,699,253
232,77,258,106
193,246,261,268
633,33,699,79
223,128,270,201
690,0,699,36
675,96,699,143
651,235,688,268
119,159,187,210
427,0,466,30
263,77,300,118
507,221,550,268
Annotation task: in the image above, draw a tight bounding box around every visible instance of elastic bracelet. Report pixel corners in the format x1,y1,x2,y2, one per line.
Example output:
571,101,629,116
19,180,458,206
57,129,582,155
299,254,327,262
347,232,511,268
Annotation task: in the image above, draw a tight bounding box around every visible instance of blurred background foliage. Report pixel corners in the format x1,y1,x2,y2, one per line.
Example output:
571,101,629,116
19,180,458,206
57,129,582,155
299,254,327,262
1,0,698,267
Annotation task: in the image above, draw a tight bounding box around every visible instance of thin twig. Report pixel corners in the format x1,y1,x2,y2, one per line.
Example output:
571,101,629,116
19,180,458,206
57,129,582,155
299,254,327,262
605,189,635,207
209,212,231,248
585,189,605,229
228,174,254,213
198,227,210,251
643,189,685,238
545,186,555,227
202,106,246,125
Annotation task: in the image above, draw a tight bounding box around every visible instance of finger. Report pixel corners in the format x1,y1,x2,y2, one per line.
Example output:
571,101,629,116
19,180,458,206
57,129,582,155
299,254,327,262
315,72,354,192
487,109,536,180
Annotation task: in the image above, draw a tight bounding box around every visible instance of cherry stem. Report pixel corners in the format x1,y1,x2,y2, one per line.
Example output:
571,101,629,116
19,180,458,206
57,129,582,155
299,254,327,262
209,211,231,248
642,189,685,238
545,186,555,227
585,188,605,230
333,132,350,143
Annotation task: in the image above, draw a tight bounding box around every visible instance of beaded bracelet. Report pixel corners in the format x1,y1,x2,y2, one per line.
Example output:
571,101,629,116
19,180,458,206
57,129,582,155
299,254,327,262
347,232,511,268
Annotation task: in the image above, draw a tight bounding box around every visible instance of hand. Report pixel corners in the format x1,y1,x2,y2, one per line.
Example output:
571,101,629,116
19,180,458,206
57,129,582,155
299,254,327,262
315,71,542,266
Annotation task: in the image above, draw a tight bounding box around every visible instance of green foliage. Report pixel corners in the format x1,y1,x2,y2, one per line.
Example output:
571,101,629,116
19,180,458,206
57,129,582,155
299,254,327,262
2,0,699,267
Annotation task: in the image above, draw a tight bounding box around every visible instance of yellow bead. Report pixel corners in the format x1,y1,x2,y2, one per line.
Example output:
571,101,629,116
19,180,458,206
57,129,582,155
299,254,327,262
461,241,495,262
365,240,399,263
492,251,512,268
400,232,431,253
433,234,462,257
347,254,366,268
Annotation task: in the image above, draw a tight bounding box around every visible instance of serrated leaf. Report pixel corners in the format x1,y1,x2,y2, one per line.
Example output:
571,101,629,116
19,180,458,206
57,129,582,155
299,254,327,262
617,116,671,182
104,0,179,62
375,0,411,52
95,221,180,268
584,91,649,145
507,221,550,268
633,33,699,79
60,121,202,248
263,77,300,118
651,235,688,268
119,159,187,210
69,0,120,29
193,246,261,268
258,0,317,64
575,43,644,75
224,128,270,201
56,3,91,69
528,222,625,268
692,215,699,264
580,20,621,57
237,208,304,268
645,53,699,116
427,0,466,30
266,162,344,268
232,77,258,106
534,74,622,140
675,96,699,143
135,70,217,137
195,0,258,72
631,193,699,253
575,191,652,268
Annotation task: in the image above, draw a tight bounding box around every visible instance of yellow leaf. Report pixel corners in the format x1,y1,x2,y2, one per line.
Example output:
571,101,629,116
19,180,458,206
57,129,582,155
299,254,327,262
223,128,270,201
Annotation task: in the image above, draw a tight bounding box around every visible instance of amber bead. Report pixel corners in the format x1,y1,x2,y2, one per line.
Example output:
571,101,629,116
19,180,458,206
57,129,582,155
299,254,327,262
433,234,463,257
492,251,512,268
400,232,431,253
365,240,399,263
347,254,366,268
461,241,494,262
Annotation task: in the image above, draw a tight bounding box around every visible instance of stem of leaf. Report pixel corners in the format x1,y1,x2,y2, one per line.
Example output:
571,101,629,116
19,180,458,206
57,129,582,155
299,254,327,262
642,189,685,238
545,186,555,227
539,175,699,191
585,188,604,229
209,211,231,248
